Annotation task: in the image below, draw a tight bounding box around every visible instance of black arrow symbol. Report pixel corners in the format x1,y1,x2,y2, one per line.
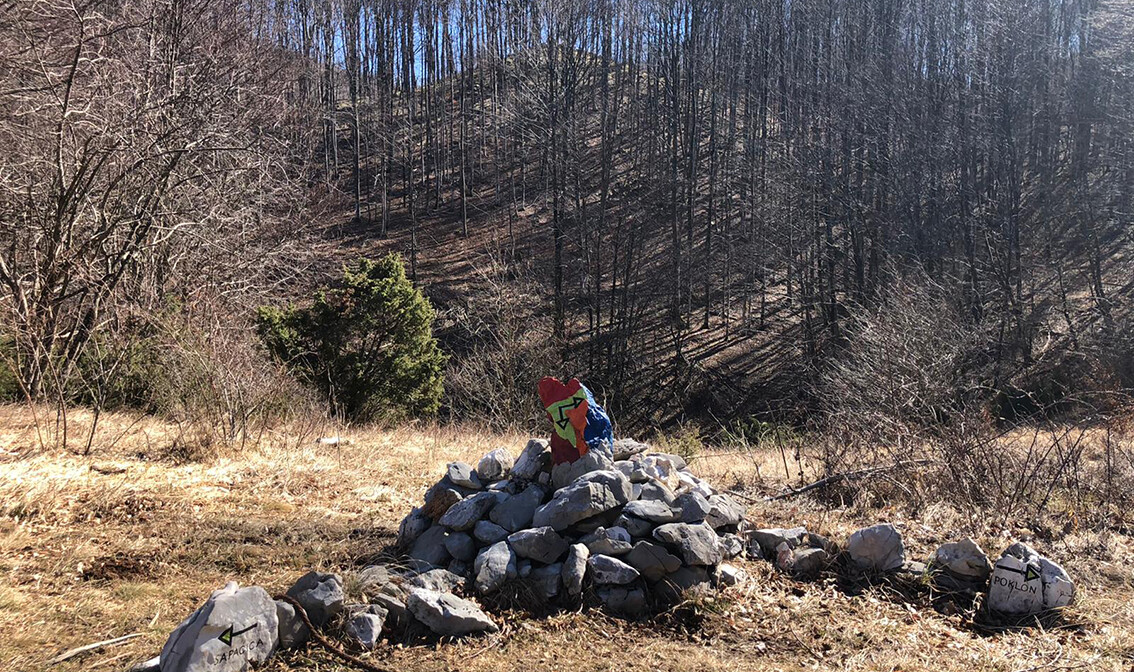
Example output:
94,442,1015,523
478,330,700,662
217,623,257,646
553,396,585,430
995,563,1040,582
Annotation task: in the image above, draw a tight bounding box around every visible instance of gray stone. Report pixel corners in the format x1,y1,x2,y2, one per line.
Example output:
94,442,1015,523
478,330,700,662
408,525,451,568
422,482,464,520
847,523,906,573
409,569,465,593
370,592,407,630
582,526,633,556
275,599,309,649
623,499,679,524
397,508,432,549
405,557,440,574
625,541,682,582
902,561,928,577
653,522,722,566
472,541,517,594
517,559,532,578
653,566,711,605
551,450,614,490
345,613,384,649
490,484,546,532
784,546,828,577
286,571,344,627
532,470,631,531
356,565,392,594
477,448,514,482
531,563,562,600
928,538,991,593
562,543,590,597
613,460,635,479
345,601,388,619
647,452,688,471
612,438,651,461
160,582,279,672
507,526,569,564
629,468,652,483
587,554,640,584
567,507,623,534
987,542,1074,614
406,588,499,636
447,462,482,490
596,585,648,617
444,532,477,562
438,491,499,531
473,520,509,545
674,492,711,523
448,560,470,578
719,533,744,559
675,471,714,498
747,526,808,559
705,494,746,529
571,466,635,498
513,439,552,481
616,514,656,538
807,532,836,553
715,563,747,587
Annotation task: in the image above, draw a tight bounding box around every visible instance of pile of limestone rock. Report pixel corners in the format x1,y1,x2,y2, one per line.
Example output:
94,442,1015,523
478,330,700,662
151,438,1079,671
744,522,1076,615
394,438,750,617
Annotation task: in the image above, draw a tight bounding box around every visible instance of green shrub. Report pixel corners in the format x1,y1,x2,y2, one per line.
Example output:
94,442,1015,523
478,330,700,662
655,424,703,462
257,254,445,422
71,327,165,412
0,335,20,401
726,417,800,449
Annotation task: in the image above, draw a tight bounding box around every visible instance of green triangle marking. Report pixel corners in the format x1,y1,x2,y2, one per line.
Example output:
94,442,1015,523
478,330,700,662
1025,565,1040,582
216,623,256,647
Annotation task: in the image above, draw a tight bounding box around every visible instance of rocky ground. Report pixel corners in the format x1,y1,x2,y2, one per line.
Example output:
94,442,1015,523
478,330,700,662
1,405,1133,671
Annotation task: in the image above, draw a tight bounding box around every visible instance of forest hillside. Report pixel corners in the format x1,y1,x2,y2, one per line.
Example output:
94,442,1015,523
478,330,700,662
4,0,1133,438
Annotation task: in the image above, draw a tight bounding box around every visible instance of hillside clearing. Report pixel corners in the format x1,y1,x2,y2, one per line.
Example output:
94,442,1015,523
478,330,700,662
1,405,1132,671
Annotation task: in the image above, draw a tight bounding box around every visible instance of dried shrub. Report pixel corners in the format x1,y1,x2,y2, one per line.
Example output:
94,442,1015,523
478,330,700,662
441,252,561,431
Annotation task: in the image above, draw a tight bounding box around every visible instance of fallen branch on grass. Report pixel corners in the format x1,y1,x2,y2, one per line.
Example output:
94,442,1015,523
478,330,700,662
48,633,142,665
765,459,937,501
274,593,393,672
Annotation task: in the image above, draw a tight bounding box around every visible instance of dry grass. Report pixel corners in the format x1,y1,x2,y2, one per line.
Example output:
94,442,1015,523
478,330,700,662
1,404,1132,672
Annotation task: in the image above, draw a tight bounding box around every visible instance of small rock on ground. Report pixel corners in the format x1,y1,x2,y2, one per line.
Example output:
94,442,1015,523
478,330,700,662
406,588,499,636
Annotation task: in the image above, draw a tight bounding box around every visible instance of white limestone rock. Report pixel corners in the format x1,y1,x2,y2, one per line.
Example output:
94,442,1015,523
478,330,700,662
160,582,279,672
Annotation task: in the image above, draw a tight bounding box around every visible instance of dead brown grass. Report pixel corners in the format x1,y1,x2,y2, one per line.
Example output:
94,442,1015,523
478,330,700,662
1,404,1132,672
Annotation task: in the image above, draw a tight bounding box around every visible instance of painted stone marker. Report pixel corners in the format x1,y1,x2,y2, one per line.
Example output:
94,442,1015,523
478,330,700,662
987,542,1074,614
160,582,279,672
537,377,614,464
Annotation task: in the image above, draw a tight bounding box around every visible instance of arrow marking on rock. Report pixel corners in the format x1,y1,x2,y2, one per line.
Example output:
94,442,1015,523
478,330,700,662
217,623,257,647
994,563,1040,582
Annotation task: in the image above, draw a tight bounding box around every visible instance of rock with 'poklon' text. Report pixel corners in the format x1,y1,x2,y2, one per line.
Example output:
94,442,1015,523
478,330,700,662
987,542,1074,614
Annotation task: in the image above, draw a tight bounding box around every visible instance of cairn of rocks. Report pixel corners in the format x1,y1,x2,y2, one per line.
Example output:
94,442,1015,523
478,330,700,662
396,438,749,617
154,438,1079,671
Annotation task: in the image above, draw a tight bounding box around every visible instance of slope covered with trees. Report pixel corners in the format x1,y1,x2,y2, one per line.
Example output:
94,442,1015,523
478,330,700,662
3,0,1133,434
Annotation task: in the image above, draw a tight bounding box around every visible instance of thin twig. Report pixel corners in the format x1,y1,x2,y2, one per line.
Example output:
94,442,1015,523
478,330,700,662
766,459,936,501
48,633,142,665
